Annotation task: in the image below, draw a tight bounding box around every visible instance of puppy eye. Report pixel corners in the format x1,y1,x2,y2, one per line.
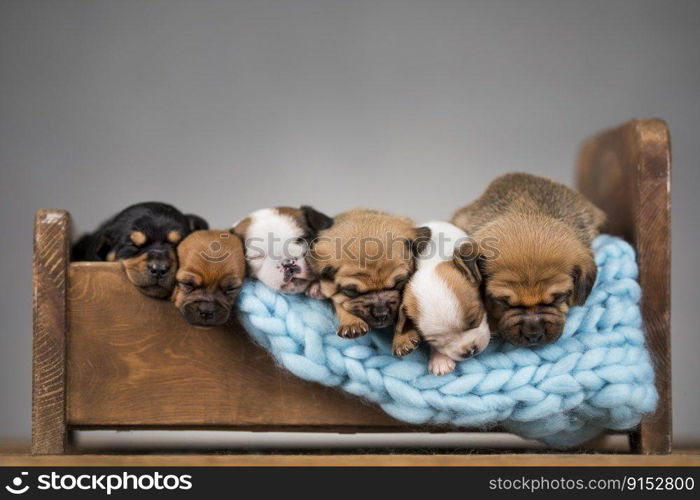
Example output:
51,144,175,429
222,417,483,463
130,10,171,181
224,285,242,296
552,292,571,305
393,277,409,290
179,282,195,293
494,296,510,307
340,287,360,299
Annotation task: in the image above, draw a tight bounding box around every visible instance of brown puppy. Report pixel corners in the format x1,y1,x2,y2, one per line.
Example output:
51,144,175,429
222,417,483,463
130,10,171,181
172,230,246,327
309,209,429,345
452,173,605,346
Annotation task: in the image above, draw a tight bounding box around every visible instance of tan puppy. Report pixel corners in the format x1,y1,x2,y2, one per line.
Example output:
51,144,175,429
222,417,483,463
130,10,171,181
452,172,605,346
309,209,429,344
396,221,491,375
172,230,246,327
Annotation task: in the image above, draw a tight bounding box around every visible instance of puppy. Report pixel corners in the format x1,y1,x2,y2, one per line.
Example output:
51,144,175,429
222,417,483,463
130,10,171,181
452,172,605,346
232,206,333,297
309,209,429,343
395,221,491,375
171,230,246,327
72,202,209,298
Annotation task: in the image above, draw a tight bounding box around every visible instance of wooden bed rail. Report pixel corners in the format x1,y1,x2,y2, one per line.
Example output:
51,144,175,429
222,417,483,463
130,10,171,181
32,118,672,455
576,118,672,454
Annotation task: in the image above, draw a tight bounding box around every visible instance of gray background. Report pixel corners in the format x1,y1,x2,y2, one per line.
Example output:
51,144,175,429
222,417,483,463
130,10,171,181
1,0,698,442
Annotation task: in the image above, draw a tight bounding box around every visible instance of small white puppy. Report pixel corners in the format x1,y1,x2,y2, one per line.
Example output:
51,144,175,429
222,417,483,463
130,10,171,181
395,221,491,375
232,206,333,297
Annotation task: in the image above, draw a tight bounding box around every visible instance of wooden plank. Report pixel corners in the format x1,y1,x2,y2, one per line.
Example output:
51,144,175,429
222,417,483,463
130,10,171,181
63,264,630,436
1,451,699,467
67,267,628,435
32,210,71,454
66,263,402,428
576,119,672,454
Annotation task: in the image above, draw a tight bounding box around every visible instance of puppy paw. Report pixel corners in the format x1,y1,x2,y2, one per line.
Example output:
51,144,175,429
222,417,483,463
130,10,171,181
337,319,369,339
429,351,456,376
305,281,325,300
392,330,421,356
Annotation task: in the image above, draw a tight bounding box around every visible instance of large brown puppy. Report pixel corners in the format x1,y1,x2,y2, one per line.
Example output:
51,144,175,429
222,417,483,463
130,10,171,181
172,230,246,327
452,173,605,346
309,209,429,344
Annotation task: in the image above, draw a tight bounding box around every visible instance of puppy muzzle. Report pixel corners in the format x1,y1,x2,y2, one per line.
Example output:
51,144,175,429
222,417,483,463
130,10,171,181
146,249,171,278
274,257,314,294
180,299,231,327
498,309,565,346
348,290,400,329
122,249,177,298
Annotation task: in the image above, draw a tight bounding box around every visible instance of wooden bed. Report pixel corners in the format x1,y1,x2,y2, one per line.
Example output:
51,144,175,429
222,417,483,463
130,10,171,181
31,118,671,456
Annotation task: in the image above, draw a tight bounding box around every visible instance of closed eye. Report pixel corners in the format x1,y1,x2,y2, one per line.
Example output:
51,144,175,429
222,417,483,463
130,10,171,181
340,286,361,298
247,251,265,261
466,319,482,330
494,296,511,307
550,292,571,305
392,276,409,290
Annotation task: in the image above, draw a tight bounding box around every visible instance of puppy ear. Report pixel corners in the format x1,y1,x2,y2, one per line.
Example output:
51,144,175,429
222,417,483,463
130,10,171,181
453,242,483,285
300,206,333,234
319,265,338,281
185,214,209,232
571,252,597,306
94,235,114,261
409,226,432,257
230,216,251,238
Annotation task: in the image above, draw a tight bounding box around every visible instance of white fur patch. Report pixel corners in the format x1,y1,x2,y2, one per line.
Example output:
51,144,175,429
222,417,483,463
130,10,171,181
238,208,312,293
410,266,464,335
415,221,469,269
412,221,470,336
407,221,491,366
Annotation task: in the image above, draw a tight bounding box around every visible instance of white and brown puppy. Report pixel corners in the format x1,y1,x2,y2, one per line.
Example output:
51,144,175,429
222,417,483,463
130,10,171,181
395,221,491,375
452,173,606,346
232,206,333,297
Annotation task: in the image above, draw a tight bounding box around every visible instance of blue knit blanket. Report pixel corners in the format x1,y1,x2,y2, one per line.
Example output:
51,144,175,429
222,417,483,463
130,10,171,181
236,235,657,447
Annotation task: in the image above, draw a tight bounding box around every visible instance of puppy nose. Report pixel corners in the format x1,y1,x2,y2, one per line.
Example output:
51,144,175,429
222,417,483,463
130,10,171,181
197,302,216,320
371,304,390,322
521,317,545,344
147,260,170,277
281,258,296,268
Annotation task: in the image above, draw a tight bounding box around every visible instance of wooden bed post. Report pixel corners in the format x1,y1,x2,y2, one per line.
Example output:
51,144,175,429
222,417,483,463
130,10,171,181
32,210,71,455
576,118,672,454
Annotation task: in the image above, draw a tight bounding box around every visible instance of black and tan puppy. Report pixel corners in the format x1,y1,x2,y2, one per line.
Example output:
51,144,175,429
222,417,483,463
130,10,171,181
309,209,429,348
452,173,605,346
172,230,246,327
72,202,209,298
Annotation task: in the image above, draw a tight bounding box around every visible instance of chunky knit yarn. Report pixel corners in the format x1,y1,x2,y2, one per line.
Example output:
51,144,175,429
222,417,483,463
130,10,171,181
236,235,657,447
